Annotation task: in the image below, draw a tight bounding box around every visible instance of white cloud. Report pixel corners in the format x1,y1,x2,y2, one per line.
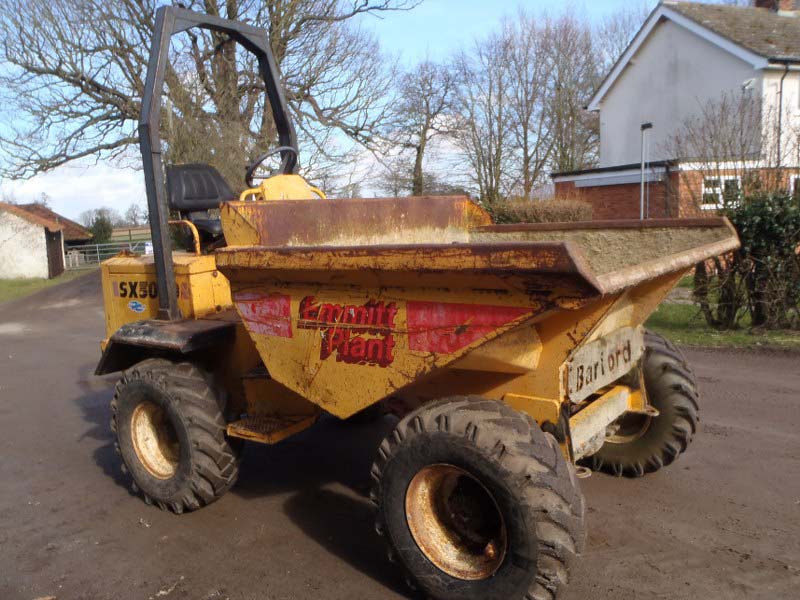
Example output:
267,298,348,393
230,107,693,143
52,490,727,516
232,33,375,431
0,161,146,221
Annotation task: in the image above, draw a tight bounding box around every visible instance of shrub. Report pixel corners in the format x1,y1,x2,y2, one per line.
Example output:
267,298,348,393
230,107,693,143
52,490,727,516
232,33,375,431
694,193,800,330
491,197,593,224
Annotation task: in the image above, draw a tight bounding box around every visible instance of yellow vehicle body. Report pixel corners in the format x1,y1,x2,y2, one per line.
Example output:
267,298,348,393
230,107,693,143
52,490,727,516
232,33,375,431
100,174,320,342
100,253,232,344
207,197,738,458
99,185,739,461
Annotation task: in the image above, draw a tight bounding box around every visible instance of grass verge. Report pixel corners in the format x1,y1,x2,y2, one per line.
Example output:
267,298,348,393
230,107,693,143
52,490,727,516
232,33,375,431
646,302,800,350
0,269,95,304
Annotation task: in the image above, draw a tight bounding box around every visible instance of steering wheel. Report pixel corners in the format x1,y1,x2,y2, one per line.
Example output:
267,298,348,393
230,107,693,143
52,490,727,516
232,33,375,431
245,146,298,187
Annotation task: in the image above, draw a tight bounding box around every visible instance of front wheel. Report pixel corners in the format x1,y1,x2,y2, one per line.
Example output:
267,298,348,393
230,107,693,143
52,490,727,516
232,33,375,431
111,358,242,513
584,330,700,477
370,397,585,600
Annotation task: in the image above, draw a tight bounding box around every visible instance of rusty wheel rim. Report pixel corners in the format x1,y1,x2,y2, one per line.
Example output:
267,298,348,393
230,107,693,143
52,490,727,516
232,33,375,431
405,464,507,580
606,412,652,444
130,401,180,479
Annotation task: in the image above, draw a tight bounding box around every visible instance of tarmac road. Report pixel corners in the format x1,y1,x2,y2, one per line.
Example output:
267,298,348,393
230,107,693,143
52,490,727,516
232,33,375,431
1,272,798,600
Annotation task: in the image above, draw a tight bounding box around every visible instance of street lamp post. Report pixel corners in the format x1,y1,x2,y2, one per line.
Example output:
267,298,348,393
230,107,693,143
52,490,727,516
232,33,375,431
640,122,653,220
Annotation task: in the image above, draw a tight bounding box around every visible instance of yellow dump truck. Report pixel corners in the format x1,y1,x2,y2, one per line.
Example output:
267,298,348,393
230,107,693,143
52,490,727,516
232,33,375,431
95,7,740,600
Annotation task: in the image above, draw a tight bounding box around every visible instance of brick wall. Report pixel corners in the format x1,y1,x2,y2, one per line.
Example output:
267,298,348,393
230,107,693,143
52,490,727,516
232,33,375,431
557,168,800,220
673,168,800,217
754,0,799,11
554,179,673,220
675,171,704,217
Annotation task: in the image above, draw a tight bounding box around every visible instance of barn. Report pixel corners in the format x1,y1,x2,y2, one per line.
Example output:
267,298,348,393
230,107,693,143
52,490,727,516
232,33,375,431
0,202,89,279
15,203,92,250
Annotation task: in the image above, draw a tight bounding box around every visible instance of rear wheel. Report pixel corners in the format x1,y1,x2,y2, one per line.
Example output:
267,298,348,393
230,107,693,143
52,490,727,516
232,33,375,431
370,397,585,600
584,330,700,477
111,358,242,513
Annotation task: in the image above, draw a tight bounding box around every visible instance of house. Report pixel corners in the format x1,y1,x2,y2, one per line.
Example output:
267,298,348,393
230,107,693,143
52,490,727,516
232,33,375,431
0,202,90,279
553,0,800,219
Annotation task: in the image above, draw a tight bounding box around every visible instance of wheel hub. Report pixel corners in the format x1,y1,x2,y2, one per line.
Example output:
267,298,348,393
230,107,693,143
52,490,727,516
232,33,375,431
605,411,653,444
405,464,507,580
130,401,180,479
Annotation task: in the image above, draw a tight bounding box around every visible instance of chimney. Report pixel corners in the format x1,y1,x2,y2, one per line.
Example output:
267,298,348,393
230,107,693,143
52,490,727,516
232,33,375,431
754,0,798,11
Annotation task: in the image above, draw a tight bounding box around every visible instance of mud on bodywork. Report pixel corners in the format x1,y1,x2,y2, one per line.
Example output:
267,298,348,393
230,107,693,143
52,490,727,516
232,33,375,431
95,315,236,376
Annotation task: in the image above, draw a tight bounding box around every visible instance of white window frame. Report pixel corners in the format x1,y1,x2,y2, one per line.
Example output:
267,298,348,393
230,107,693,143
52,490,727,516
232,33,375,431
790,174,800,196
700,175,741,210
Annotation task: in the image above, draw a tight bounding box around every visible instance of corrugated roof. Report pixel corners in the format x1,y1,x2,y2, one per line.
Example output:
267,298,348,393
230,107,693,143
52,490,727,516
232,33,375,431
669,1,800,62
16,203,91,241
0,202,63,232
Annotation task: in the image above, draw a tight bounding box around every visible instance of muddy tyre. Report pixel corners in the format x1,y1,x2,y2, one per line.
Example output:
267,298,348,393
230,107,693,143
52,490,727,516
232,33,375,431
370,397,585,600
111,358,241,513
585,330,699,477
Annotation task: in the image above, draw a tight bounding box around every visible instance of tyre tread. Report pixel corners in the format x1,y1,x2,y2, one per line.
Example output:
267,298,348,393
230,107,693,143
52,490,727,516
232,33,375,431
586,330,700,477
370,396,585,599
112,358,241,513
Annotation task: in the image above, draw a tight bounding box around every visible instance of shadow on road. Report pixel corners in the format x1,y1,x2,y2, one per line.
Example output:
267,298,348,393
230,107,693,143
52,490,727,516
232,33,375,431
73,364,134,495
284,487,412,598
233,414,393,498
233,415,413,596
73,378,410,595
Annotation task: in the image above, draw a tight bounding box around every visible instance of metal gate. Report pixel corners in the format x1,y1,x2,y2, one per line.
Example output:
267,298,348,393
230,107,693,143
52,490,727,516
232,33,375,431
65,241,151,270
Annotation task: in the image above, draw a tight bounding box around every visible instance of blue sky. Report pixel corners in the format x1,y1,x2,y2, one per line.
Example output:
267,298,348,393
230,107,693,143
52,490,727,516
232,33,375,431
2,0,658,221
361,0,654,63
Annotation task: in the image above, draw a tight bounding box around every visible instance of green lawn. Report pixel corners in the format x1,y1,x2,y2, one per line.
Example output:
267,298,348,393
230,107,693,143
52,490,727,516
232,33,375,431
0,269,94,304
646,302,800,350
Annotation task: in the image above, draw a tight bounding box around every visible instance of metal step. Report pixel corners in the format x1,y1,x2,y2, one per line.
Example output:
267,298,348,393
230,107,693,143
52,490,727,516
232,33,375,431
227,414,317,444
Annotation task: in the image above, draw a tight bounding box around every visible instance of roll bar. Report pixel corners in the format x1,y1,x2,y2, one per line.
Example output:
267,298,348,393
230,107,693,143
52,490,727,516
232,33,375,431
139,6,298,320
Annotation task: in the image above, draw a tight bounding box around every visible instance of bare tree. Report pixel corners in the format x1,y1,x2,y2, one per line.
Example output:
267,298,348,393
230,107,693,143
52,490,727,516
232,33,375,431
391,60,454,195
452,34,512,205
504,11,551,198
375,155,412,197
666,89,771,209
542,14,602,173
446,11,601,203
595,2,650,70
124,203,147,227
0,0,419,188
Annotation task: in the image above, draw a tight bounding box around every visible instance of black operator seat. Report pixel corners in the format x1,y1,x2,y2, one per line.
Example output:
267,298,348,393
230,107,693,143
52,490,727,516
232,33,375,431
165,164,236,241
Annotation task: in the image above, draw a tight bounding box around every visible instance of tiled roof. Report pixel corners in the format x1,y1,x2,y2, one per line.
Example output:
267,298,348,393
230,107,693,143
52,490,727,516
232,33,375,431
668,1,800,62
0,202,63,232
16,203,91,241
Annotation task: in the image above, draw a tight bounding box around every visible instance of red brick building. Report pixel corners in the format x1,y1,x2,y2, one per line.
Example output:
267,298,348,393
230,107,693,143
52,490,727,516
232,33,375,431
553,162,800,220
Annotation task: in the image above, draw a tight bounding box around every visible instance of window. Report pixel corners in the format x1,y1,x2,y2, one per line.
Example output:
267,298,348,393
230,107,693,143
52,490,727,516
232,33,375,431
701,176,741,210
